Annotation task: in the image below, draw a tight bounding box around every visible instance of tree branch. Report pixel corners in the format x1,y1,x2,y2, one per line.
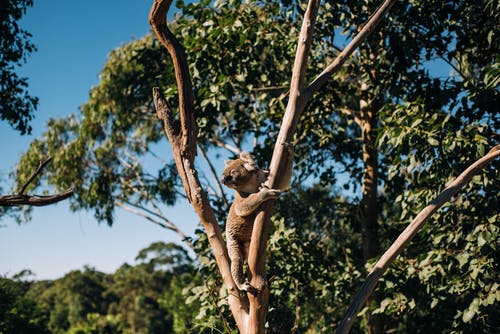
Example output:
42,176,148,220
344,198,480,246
0,189,73,207
152,88,248,328
0,157,73,207
149,0,197,162
150,2,249,327
198,144,230,209
305,0,397,99
336,145,500,334
246,1,321,332
17,157,52,195
115,200,194,250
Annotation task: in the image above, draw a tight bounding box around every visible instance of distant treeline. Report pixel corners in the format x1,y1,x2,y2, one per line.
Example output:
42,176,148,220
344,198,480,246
0,242,202,334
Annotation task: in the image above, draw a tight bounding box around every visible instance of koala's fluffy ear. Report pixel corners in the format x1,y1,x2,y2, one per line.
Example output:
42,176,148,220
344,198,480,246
239,151,258,172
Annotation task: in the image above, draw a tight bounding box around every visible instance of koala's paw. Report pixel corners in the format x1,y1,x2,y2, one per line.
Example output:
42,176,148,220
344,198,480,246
239,281,259,295
261,187,281,199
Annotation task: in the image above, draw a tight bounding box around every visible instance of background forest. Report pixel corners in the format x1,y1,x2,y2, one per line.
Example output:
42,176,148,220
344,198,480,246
1,0,499,333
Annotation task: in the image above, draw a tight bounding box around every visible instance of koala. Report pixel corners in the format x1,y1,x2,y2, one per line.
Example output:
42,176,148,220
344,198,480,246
222,149,292,293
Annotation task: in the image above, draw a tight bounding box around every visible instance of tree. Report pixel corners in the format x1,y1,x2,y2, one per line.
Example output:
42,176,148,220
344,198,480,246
14,0,499,333
22,242,195,334
0,0,73,209
0,0,38,135
0,276,49,334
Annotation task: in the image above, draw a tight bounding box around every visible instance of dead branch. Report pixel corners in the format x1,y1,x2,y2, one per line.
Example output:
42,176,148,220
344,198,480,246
149,0,197,162
0,157,73,207
149,0,252,328
151,86,248,328
115,200,195,250
198,144,230,209
17,157,52,195
336,145,500,334
0,189,73,207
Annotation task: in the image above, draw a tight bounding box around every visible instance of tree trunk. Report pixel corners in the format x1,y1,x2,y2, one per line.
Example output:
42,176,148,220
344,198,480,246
359,82,383,334
359,95,380,263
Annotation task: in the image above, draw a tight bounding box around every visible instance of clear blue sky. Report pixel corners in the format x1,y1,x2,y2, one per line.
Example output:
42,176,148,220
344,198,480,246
0,0,198,280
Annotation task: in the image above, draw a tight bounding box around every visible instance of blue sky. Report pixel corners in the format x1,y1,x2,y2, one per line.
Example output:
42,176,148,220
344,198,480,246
0,0,199,280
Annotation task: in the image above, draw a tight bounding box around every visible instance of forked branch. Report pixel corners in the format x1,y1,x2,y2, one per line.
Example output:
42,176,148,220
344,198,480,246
337,145,500,333
149,0,398,332
0,157,73,207
305,0,397,98
246,1,396,331
149,0,249,329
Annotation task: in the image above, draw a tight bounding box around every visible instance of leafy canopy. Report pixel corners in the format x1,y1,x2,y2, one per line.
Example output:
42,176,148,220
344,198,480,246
0,0,38,135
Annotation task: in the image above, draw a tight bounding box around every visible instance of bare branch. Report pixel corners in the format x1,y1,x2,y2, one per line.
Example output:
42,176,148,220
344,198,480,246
0,189,73,207
337,145,500,334
152,87,248,328
149,0,197,162
115,200,194,250
0,157,73,207
208,138,241,155
198,144,230,209
149,1,251,325
305,0,397,98
17,157,53,195
246,1,321,332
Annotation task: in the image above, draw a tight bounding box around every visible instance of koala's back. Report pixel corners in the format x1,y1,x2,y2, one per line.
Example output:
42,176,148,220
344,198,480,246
226,205,255,243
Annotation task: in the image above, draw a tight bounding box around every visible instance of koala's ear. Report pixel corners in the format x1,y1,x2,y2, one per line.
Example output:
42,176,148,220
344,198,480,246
240,151,258,171
239,151,254,161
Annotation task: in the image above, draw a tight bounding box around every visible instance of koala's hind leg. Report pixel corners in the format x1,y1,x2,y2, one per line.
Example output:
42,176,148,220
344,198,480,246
227,236,257,294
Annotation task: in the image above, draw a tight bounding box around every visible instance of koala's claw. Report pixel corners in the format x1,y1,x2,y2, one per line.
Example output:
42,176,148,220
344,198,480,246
262,188,281,199
240,282,259,295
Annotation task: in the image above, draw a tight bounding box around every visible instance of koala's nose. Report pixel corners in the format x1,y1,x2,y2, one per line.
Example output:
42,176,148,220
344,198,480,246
222,175,232,184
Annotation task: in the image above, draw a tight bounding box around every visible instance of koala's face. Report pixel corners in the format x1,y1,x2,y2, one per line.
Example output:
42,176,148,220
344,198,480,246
221,158,255,191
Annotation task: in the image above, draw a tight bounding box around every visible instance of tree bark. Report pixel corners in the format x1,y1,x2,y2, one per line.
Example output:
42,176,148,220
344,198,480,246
152,88,249,329
359,83,380,264
358,81,384,334
149,1,248,329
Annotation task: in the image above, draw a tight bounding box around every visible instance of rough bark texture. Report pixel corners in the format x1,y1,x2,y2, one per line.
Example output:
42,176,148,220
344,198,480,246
337,145,500,333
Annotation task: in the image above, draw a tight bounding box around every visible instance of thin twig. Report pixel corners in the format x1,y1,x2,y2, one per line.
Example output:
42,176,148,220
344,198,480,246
115,200,194,250
17,157,53,195
198,144,230,209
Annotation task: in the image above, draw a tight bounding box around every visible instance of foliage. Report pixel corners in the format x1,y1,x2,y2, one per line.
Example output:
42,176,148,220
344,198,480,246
4,242,196,334
0,0,38,135
11,0,500,332
0,276,49,334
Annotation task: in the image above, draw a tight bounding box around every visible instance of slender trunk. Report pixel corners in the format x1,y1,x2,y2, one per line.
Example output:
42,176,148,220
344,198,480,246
359,82,380,263
359,82,383,334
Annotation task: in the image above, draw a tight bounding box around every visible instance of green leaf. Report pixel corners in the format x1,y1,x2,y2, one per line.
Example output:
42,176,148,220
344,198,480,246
428,137,439,146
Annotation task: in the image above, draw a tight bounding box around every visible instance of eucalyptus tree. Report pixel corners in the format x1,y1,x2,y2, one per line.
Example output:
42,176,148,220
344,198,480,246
13,0,499,333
